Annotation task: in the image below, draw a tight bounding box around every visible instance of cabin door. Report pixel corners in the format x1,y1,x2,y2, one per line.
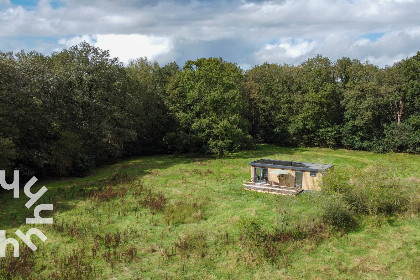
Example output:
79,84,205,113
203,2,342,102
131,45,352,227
294,171,303,189
254,167,268,182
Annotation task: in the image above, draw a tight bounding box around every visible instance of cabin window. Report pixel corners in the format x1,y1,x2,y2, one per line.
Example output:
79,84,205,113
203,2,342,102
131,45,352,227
310,171,317,177
295,171,303,189
254,167,268,182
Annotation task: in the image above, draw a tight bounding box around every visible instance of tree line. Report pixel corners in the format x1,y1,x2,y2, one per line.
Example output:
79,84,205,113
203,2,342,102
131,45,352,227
0,42,419,178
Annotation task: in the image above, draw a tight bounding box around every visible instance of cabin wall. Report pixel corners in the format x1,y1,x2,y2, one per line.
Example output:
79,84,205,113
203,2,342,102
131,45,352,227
302,171,322,191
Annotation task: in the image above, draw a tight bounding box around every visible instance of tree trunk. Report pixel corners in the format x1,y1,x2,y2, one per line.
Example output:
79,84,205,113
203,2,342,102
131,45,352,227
395,100,403,125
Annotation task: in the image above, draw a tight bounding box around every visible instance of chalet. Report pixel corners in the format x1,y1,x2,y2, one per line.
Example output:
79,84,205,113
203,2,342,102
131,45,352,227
243,159,333,195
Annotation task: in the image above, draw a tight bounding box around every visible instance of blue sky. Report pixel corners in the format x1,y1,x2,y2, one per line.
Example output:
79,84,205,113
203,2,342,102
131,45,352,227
10,0,61,8
1,0,420,68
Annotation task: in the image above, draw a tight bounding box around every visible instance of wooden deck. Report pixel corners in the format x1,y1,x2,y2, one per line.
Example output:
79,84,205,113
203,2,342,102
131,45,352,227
243,181,302,196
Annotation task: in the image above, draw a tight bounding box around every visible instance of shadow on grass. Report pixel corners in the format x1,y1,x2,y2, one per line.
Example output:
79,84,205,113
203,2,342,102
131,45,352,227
0,154,197,230
217,144,304,160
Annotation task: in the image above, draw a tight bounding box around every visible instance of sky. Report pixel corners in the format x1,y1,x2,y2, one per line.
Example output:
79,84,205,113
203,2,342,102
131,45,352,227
1,0,419,69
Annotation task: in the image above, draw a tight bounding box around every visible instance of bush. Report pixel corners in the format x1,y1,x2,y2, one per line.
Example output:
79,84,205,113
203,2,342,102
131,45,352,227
323,166,410,216
372,187,408,215
383,122,419,153
342,188,370,214
321,169,353,195
321,198,358,231
343,184,409,216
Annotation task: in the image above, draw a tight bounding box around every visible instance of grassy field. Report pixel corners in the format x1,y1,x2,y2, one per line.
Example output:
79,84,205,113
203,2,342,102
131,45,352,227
1,145,419,279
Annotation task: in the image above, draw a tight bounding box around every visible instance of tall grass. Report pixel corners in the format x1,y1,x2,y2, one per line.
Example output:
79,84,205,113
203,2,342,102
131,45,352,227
0,145,419,279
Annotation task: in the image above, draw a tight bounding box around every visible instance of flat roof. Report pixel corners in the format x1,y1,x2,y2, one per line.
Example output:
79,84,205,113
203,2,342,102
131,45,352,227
249,159,333,172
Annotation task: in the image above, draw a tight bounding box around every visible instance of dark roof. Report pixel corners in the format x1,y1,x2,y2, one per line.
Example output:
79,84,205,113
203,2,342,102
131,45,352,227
249,159,333,172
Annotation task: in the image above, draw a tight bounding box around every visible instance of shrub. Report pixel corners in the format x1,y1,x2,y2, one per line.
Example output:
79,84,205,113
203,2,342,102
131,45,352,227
342,188,370,214
342,184,409,216
49,130,83,176
321,198,358,231
323,165,410,217
372,186,408,215
72,154,96,177
383,122,415,153
321,169,353,195
314,125,342,148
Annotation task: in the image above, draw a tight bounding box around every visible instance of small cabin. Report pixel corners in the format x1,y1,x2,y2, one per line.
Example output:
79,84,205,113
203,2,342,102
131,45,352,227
243,159,333,195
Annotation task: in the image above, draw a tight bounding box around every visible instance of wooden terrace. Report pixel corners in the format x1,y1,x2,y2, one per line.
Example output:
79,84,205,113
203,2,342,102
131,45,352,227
243,181,303,195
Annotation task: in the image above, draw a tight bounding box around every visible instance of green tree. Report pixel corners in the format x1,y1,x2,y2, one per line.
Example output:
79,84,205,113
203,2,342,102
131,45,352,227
0,51,59,177
341,60,390,151
165,58,252,155
125,58,176,154
289,55,342,147
385,52,420,153
50,42,135,175
0,52,18,173
243,63,296,145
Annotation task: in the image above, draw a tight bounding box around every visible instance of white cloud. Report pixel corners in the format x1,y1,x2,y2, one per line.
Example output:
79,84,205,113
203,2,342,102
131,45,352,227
0,0,10,6
254,27,420,67
255,38,317,64
1,0,420,67
58,34,174,64
58,35,96,47
95,34,173,64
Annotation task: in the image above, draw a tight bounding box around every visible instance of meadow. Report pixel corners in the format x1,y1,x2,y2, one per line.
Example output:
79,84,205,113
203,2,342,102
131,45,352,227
1,145,419,279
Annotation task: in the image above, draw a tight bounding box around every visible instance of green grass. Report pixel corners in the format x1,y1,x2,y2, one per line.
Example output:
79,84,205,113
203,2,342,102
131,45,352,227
1,145,419,279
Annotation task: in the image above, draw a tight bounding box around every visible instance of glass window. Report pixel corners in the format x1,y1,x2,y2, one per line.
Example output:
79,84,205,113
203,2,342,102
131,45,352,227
254,167,268,182
295,171,303,189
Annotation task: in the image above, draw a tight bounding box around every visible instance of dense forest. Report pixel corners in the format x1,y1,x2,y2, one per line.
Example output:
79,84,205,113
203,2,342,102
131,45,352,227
0,42,419,178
